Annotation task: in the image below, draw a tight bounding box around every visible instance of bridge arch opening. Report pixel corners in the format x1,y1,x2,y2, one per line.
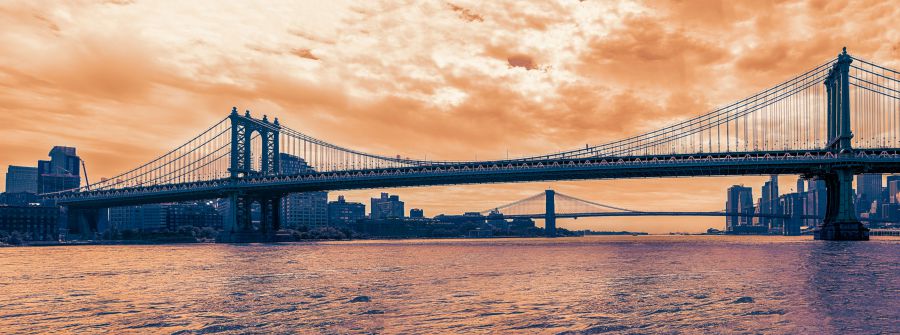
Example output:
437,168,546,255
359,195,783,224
249,130,263,174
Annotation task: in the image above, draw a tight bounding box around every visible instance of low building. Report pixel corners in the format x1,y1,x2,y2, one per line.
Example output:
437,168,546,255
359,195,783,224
108,204,167,232
371,193,404,219
0,205,59,241
166,202,223,230
0,192,41,206
327,195,365,225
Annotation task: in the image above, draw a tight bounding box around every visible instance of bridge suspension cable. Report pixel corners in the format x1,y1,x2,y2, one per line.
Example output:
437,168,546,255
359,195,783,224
848,56,900,148
480,191,641,216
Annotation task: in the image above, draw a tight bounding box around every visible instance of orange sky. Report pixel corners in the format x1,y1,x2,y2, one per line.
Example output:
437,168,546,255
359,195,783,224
1,1,898,233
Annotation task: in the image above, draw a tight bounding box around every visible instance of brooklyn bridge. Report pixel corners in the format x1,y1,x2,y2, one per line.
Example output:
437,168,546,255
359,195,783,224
47,49,900,241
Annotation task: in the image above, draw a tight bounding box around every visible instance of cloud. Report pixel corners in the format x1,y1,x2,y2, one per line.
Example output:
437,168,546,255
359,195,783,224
447,3,484,22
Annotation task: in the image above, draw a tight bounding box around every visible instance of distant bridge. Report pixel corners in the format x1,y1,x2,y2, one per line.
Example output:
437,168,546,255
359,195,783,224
48,48,900,241
478,189,820,236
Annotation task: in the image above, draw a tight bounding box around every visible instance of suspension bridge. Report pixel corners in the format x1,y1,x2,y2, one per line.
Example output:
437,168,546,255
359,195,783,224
478,189,822,236
48,48,900,241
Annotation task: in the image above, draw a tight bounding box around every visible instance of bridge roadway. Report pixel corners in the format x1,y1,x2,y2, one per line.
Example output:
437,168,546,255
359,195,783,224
55,148,900,209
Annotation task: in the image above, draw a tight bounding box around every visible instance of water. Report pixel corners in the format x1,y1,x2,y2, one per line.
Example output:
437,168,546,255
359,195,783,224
0,236,897,334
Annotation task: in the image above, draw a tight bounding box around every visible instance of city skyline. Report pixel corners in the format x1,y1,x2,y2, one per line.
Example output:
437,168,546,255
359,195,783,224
1,1,899,234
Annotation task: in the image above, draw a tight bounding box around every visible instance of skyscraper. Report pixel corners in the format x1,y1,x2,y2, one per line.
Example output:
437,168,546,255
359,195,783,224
886,175,900,204
759,175,781,231
37,146,81,194
805,179,827,226
371,192,404,219
725,185,753,232
856,174,882,211
5,166,38,193
279,153,328,228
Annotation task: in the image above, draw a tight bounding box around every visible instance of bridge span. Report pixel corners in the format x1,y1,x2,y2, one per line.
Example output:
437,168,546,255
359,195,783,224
47,49,900,241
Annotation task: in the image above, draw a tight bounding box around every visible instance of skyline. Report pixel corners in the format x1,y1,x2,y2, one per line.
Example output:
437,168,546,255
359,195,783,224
2,1,899,233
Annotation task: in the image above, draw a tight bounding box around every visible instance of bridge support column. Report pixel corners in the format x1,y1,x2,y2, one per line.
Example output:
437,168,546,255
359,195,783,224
815,170,869,241
218,192,281,243
65,207,99,240
545,189,556,237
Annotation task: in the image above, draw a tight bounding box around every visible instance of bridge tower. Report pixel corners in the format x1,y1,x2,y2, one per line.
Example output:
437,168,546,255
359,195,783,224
545,189,556,237
816,48,868,240
220,107,284,242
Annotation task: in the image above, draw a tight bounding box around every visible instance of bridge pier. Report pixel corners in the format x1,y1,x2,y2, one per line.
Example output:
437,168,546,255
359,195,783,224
815,170,869,241
545,189,556,237
65,207,100,239
217,192,282,243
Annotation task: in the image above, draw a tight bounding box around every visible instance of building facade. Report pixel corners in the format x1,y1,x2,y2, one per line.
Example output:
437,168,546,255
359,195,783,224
759,175,781,231
165,202,223,230
0,205,59,241
37,146,81,194
5,166,38,193
725,185,754,232
371,192,404,219
327,195,366,225
279,153,328,229
108,204,167,232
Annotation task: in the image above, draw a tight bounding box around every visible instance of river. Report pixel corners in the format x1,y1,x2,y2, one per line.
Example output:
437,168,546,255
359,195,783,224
0,236,897,334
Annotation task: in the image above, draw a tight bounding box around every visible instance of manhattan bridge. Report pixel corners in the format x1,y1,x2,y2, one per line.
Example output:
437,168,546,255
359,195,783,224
47,49,900,241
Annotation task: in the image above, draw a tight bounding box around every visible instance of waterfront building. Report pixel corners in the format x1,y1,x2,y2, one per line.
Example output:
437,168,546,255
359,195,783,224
280,154,328,228
327,195,365,225
0,192,41,206
283,192,328,228
725,185,753,232
165,202,223,230
0,205,59,241
108,204,167,232
409,208,424,218
5,166,38,193
37,146,81,194
371,192,404,219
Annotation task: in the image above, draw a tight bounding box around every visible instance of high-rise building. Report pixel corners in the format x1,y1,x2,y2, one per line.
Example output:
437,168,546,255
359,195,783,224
371,192,404,219
886,175,900,204
725,185,753,232
327,195,366,225
280,153,328,228
759,175,781,231
806,179,827,226
37,146,81,194
409,208,424,218
856,174,882,211
779,193,804,236
5,166,38,193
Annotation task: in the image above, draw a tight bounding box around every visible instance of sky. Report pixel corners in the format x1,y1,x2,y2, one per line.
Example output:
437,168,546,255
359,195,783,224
1,0,898,233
